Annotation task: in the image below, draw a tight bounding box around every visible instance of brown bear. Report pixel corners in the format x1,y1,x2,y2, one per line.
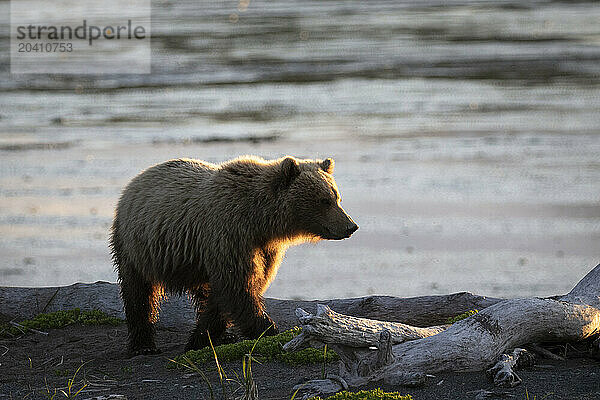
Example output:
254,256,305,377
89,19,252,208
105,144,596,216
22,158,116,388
110,155,358,355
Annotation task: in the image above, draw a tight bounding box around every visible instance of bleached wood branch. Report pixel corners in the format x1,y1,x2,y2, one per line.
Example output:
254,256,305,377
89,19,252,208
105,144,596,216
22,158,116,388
282,305,448,352
486,348,534,387
285,264,600,390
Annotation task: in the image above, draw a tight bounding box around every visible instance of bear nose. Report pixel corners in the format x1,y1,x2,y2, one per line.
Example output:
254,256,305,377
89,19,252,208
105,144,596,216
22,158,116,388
346,223,359,236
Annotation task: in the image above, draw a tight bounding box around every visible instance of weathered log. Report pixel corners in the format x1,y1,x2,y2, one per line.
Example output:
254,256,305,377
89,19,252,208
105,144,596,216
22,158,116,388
0,282,501,331
286,264,600,388
282,305,447,352
302,291,502,327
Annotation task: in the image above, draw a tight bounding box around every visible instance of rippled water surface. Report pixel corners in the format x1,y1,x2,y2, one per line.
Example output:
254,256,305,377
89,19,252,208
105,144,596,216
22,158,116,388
0,0,599,299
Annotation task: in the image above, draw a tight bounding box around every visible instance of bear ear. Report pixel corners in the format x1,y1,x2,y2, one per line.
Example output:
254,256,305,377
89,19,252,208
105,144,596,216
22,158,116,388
320,158,334,174
276,156,300,189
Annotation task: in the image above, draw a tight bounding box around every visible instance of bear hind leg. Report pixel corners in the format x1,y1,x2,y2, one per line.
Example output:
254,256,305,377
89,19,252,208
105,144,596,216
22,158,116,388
119,265,161,356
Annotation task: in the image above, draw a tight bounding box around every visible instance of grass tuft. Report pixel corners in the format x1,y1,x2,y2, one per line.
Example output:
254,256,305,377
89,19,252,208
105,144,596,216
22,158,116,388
0,308,122,337
445,309,479,324
312,389,412,400
43,361,89,399
170,331,410,400
169,327,338,368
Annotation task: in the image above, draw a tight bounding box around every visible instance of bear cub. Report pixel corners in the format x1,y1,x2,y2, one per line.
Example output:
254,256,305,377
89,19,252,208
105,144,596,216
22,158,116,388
110,155,358,355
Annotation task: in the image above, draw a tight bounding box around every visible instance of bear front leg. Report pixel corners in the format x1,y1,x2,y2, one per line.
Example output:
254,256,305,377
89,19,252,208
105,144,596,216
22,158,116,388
186,292,227,351
118,266,161,356
212,279,278,339
233,293,278,339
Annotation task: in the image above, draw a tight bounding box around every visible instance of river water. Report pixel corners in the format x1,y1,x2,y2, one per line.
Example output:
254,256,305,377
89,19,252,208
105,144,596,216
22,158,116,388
0,0,599,299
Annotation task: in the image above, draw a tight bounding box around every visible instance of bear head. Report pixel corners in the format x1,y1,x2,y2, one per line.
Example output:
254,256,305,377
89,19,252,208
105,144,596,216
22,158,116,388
275,156,358,240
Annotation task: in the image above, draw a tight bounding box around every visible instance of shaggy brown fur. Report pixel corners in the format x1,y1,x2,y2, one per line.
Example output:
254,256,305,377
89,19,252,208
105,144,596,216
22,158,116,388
110,155,358,355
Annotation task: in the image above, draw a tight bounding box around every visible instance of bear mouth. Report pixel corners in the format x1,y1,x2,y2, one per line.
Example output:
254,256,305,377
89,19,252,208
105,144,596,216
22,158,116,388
319,227,353,241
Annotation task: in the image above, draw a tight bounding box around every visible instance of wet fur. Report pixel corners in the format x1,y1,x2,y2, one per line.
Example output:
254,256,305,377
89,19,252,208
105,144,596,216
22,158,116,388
110,155,357,354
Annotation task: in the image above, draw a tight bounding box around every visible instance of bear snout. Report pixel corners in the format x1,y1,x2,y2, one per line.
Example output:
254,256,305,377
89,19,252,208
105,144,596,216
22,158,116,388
345,222,359,237
337,220,358,239
332,210,358,239
324,215,358,240
319,220,358,240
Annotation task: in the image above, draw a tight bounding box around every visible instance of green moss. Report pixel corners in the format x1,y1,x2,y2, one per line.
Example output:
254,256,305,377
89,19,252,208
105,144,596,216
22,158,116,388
277,345,337,365
446,309,479,324
169,327,338,368
313,389,412,400
0,308,122,337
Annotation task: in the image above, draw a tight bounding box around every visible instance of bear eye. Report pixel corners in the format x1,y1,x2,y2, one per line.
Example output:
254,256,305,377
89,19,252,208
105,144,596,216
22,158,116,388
320,198,332,207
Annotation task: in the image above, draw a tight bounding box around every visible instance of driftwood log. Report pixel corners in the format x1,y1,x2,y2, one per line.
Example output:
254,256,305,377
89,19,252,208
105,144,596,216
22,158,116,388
0,282,501,331
285,264,600,393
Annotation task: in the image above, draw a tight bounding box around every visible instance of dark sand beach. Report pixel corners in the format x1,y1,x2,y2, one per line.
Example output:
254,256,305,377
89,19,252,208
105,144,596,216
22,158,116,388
1,295,600,400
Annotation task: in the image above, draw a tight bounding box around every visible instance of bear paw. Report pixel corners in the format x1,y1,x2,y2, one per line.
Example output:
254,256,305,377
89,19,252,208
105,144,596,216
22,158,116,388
253,320,278,338
185,332,215,351
128,346,161,357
